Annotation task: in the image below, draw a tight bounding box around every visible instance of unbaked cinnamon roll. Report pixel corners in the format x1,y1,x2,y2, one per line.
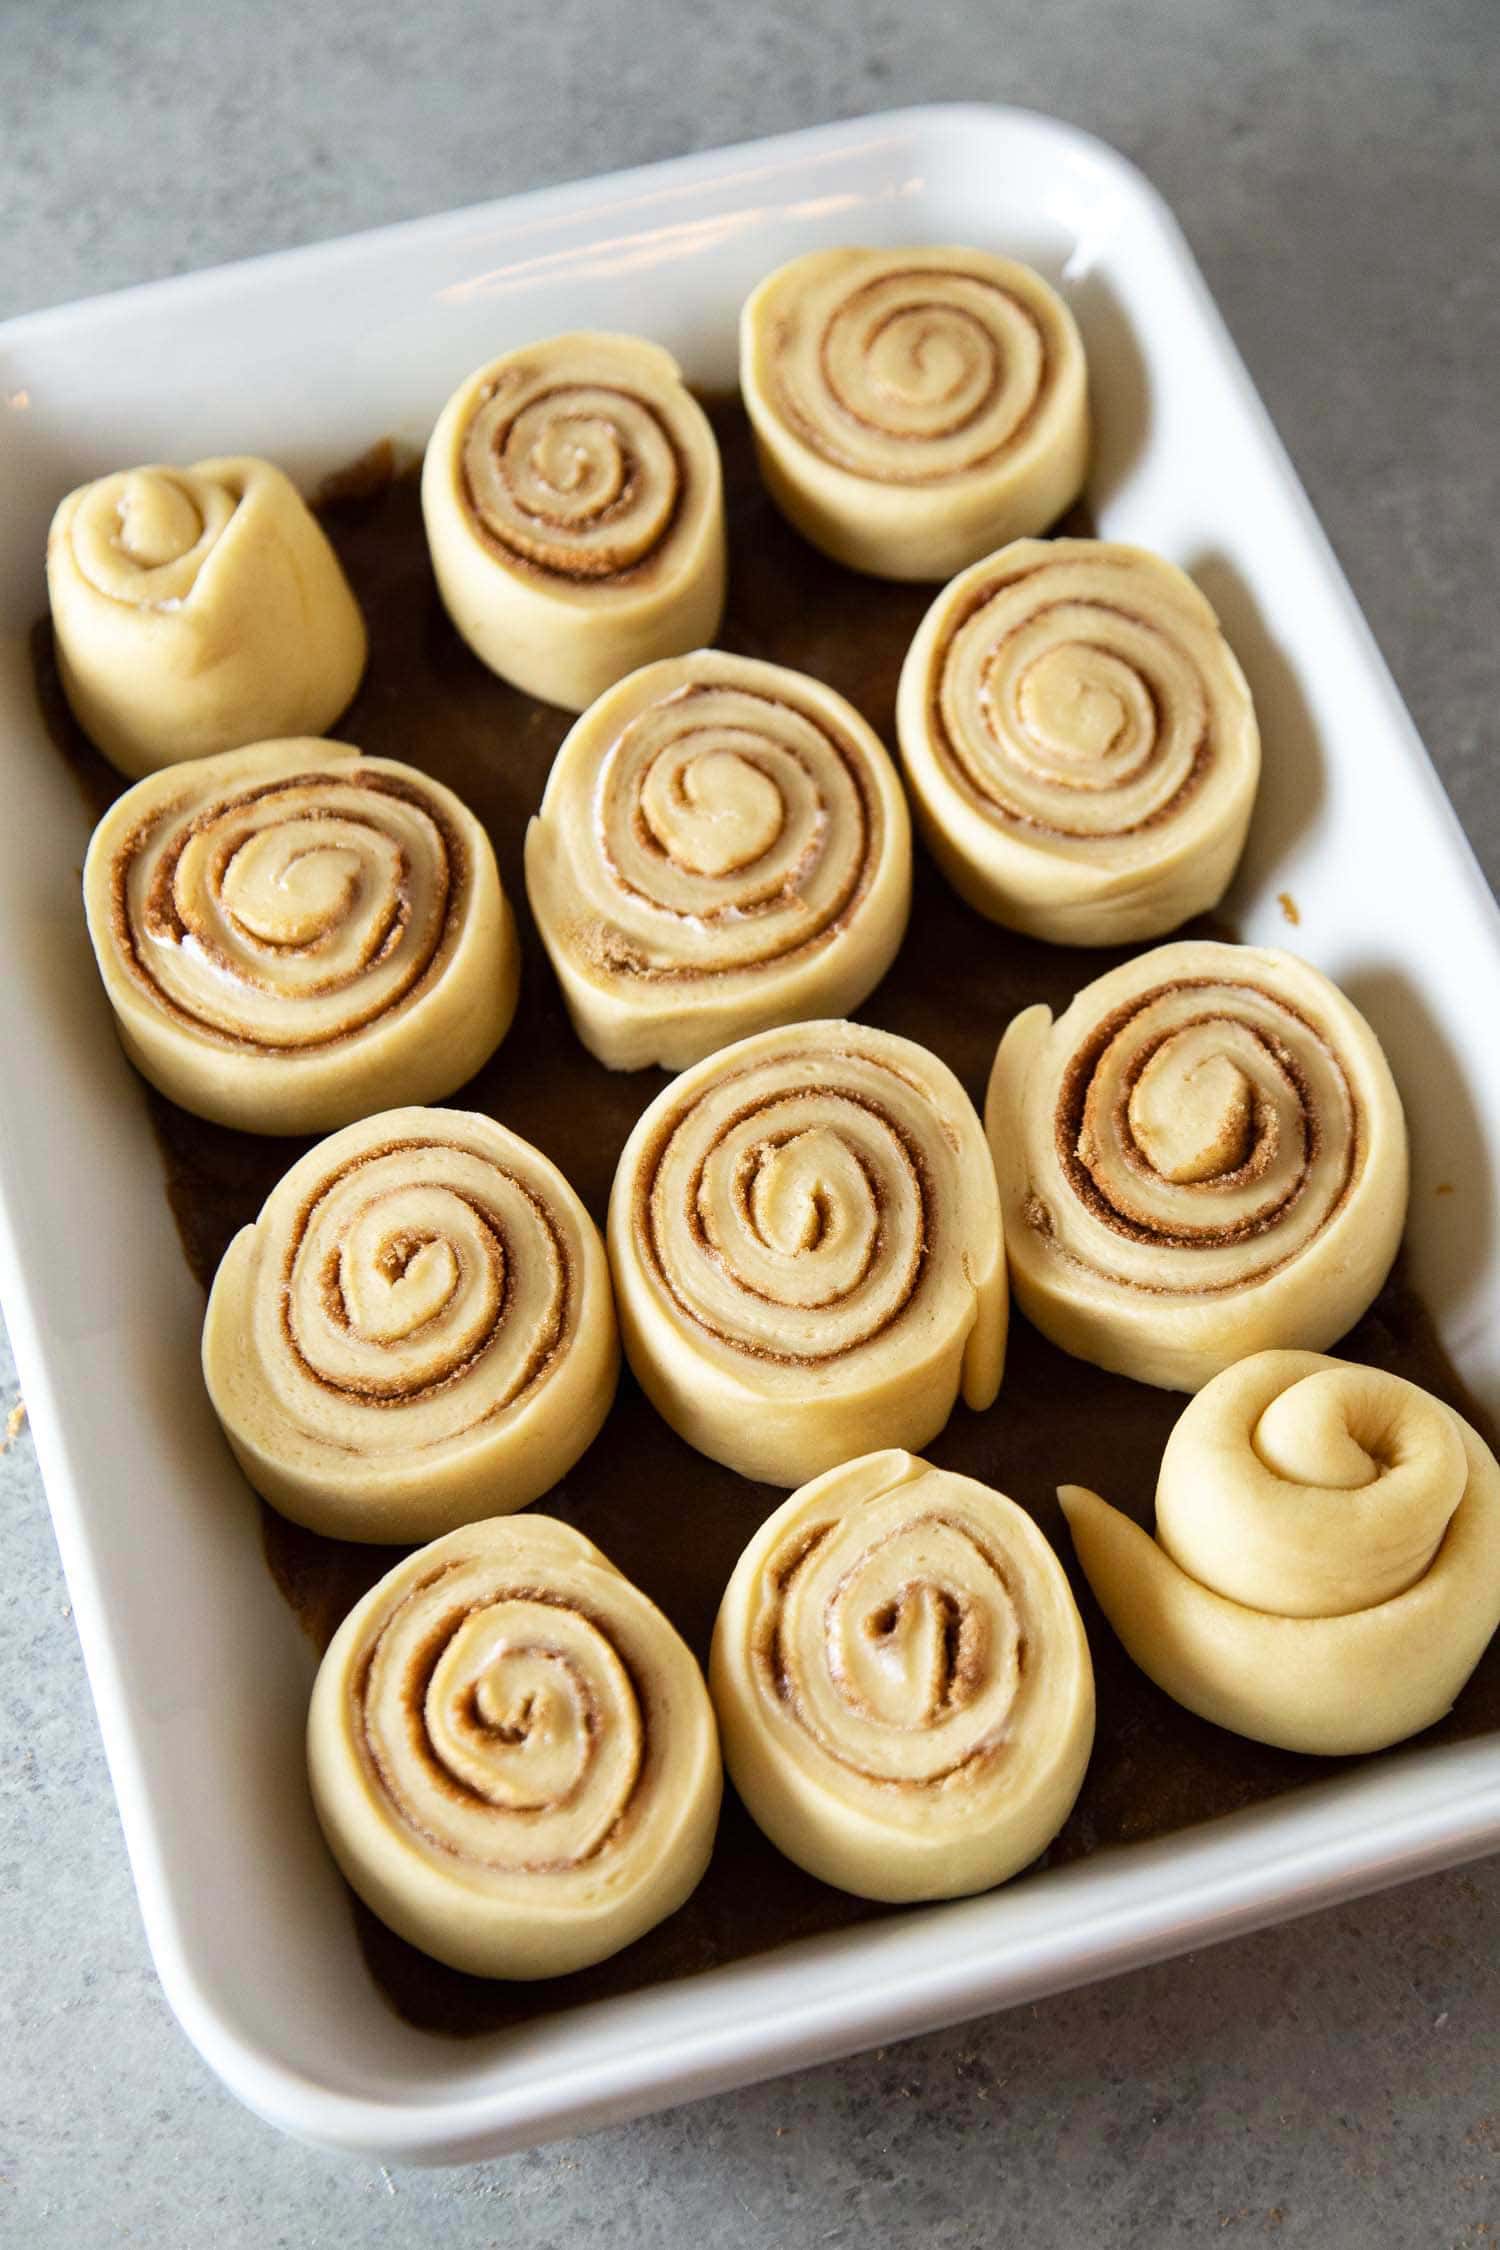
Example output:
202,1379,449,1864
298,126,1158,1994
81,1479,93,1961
740,246,1089,581
897,540,1260,943
421,332,727,710
525,649,912,1069
203,1107,617,1541
711,1448,1094,1899
1061,1352,1500,1754
47,456,366,777
608,1020,1007,1485
82,737,518,1135
307,1514,721,1976
984,943,1408,1392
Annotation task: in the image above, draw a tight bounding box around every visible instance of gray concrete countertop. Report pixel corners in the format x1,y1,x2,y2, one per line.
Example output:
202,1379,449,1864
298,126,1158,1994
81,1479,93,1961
3,3,1496,2243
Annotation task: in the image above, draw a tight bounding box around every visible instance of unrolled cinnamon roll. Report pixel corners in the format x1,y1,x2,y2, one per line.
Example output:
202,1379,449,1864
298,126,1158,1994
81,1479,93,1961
985,943,1408,1392
307,1514,721,1976
1061,1352,1500,1754
82,737,518,1135
203,1108,617,1541
740,246,1089,581
421,332,727,710
608,1020,1007,1485
896,540,1260,943
525,650,912,1069
711,1449,1094,1899
47,456,366,777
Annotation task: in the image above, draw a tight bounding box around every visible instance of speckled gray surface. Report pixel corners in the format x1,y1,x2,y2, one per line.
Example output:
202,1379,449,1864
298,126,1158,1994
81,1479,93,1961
3,2,1498,2242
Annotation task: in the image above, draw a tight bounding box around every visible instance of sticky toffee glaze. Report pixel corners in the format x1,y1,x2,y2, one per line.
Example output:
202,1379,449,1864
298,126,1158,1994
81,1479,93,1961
32,394,1500,2036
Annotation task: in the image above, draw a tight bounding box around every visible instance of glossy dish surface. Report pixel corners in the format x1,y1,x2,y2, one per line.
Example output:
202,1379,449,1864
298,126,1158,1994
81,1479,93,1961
1,104,1497,2162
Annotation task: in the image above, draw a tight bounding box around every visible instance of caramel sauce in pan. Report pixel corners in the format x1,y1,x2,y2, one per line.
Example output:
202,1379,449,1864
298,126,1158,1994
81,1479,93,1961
35,396,1500,2038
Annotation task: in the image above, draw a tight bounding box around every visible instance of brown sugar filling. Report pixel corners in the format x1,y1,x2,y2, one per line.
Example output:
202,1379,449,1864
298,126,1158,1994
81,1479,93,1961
785,271,1051,480
355,1575,646,1873
583,676,881,975
927,581,1215,839
460,379,691,588
108,766,468,1051
762,1510,1019,1780
277,1139,572,1417
637,1072,931,1361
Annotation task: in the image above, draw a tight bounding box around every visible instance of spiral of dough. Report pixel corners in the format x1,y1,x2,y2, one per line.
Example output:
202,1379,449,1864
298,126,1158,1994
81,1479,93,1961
46,455,366,777
203,1107,617,1540
984,943,1408,1392
896,540,1261,943
1060,1351,1500,1754
421,332,727,710
307,1514,721,1976
607,1020,1007,1485
525,650,912,1069
710,1449,1093,1899
82,737,518,1135
740,246,1089,580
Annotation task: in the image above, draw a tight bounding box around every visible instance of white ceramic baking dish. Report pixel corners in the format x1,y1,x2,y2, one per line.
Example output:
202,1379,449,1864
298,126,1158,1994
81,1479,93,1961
2,103,1496,2164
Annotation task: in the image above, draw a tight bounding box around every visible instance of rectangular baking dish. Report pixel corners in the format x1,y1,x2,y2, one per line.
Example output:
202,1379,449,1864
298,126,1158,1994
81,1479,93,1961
2,103,1497,2164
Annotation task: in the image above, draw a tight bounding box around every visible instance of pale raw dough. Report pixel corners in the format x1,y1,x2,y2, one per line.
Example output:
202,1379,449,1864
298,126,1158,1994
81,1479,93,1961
82,736,519,1135
984,941,1408,1391
47,456,366,777
607,1019,1007,1485
711,1449,1094,1900
421,331,726,710
525,649,912,1069
897,540,1260,944
740,246,1089,581
1060,1351,1500,1754
203,1107,618,1542
307,1514,721,1977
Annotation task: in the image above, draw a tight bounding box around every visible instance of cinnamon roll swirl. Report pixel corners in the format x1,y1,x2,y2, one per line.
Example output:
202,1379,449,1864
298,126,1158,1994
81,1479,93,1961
421,332,727,710
1061,1352,1500,1754
740,247,1089,580
82,737,519,1135
46,456,366,777
897,540,1260,943
985,943,1409,1391
607,1020,1007,1485
525,650,912,1069
203,1108,618,1542
307,1514,721,1976
711,1449,1094,1899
